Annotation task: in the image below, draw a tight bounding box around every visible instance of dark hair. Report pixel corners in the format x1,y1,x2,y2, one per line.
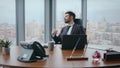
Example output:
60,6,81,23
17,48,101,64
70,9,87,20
65,11,76,20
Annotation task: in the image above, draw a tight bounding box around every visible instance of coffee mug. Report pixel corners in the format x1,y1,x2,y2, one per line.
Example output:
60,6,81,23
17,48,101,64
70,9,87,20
48,41,54,51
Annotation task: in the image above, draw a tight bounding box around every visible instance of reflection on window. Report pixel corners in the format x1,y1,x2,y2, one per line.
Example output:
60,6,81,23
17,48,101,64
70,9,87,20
87,0,120,46
25,0,44,42
0,0,16,45
56,0,81,33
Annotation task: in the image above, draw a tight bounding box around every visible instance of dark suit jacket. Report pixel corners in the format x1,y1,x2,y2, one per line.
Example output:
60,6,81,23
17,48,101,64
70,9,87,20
52,24,85,44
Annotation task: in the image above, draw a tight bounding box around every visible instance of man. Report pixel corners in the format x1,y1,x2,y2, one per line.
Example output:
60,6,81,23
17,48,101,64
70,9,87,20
51,11,85,44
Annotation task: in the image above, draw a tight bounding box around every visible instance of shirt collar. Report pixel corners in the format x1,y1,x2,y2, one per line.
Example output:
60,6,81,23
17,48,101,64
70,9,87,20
68,22,74,26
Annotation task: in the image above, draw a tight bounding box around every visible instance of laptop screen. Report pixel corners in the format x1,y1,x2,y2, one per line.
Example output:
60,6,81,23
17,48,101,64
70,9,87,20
62,35,87,50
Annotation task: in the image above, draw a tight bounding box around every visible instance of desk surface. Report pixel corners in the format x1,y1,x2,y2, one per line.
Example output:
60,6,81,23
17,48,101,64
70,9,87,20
0,45,120,68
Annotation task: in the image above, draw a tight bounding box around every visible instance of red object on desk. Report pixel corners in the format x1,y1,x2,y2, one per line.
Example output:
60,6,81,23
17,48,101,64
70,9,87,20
92,51,101,59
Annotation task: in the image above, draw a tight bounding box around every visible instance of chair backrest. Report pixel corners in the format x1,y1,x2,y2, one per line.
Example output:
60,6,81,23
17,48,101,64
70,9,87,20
74,18,86,33
74,18,82,25
74,18,87,45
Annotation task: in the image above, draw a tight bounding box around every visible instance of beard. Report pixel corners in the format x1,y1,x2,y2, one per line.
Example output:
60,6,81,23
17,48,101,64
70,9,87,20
65,21,69,23
64,19,70,23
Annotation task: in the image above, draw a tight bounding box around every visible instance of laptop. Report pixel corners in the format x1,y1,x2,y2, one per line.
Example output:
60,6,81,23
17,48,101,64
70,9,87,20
62,35,87,50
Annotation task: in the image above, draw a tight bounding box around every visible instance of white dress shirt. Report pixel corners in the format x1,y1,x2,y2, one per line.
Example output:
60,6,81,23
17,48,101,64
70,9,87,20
67,23,74,35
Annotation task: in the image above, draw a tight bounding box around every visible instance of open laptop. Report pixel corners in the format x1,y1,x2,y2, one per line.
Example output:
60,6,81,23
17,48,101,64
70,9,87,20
62,35,87,50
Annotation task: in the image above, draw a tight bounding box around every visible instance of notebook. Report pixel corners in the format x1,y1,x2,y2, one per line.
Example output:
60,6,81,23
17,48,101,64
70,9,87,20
62,35,87,50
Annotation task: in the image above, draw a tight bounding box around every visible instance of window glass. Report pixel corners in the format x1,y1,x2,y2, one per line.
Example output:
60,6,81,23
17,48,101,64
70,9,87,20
87,0,120,46
25,0,44,42
0,0,16,45
56,0,82,33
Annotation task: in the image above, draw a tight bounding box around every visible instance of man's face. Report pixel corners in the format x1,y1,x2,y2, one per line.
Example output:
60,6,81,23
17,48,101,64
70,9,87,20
64,14,72,23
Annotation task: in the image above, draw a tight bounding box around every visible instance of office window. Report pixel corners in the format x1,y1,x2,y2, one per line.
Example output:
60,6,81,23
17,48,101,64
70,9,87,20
0,0,16,45
25,0,44,42
87,0,120,46
56,0,82,33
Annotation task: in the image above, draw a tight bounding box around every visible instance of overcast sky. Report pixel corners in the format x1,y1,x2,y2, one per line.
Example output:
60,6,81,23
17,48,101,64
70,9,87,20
87,0,120,23
0,0,120,24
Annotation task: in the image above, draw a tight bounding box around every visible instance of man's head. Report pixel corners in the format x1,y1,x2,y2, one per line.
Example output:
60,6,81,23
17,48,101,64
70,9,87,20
64,11,76,23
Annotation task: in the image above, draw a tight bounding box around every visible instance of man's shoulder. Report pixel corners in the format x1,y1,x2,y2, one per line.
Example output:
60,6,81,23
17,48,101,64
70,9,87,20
61,26,68,31
74,23,82,27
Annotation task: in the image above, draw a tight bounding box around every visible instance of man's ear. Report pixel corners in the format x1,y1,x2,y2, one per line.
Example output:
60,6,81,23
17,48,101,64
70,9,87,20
70,16,73,20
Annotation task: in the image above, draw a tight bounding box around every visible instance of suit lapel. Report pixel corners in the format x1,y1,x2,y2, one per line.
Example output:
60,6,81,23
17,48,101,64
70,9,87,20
71,24,76,34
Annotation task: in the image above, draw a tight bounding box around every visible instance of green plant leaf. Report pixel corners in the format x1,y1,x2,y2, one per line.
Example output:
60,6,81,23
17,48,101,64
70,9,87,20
0,40,12,48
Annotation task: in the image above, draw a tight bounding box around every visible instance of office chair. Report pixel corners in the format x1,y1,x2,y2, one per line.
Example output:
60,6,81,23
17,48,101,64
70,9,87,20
74,18,86,33
74,18,87,45
74,18,83,25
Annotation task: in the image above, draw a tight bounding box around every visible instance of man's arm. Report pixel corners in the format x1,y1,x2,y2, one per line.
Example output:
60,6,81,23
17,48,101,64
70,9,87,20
76,24,87,44
51,28,64,44
51,35,61,44
79,25,86,34
72,24,86,35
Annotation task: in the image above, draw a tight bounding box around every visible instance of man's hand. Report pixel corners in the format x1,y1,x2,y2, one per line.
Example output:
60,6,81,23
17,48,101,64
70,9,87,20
51,30,58,35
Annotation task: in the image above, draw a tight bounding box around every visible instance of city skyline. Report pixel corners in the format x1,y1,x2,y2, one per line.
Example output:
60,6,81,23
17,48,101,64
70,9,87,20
0,19,120,45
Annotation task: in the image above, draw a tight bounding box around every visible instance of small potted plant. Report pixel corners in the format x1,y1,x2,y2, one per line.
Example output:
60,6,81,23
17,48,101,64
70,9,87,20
1,40,11,55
